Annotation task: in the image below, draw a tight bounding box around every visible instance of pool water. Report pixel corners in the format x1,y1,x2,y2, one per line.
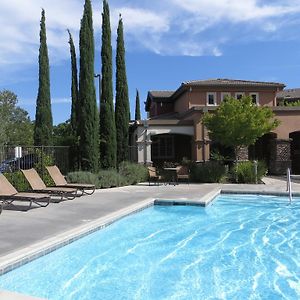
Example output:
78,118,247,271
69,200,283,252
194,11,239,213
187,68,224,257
0,194,300,299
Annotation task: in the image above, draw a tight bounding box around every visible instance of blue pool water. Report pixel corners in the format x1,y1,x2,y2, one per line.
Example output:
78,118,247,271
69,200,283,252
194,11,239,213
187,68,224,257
0,194,300,299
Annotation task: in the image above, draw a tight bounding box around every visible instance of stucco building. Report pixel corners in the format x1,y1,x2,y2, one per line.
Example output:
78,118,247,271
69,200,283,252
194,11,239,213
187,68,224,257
130,79,300,174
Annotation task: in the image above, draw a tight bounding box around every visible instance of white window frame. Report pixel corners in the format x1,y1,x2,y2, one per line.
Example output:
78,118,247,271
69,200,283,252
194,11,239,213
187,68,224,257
235,92,245,100
250,92,259,105
221,92,231,102
206,92,217,106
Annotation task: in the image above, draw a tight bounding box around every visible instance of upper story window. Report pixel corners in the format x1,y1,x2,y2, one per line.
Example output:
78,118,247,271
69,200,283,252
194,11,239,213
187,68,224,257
207,92,217,106
221,92,231,102
250,93,259,105
235,92,245,100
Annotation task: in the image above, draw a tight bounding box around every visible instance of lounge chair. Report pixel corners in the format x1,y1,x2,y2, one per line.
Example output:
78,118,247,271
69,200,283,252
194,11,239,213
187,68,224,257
21,169,78,200
148,167,162,186
176,165,190,184
46,165,95,195
0,174,50,210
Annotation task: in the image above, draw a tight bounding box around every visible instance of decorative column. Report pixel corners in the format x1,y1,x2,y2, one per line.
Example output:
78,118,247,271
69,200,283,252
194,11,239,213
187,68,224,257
236,146,249,161
269,139,291,175
136,121,152,165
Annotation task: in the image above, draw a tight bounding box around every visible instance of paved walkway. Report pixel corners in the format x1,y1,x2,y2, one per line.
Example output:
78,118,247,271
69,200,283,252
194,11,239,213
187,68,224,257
1,177,300,258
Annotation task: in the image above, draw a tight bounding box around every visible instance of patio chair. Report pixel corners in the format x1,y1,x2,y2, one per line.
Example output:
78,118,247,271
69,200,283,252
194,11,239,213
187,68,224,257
0,173,50,210
21,168,78,200
176,165,190,184
148,167,162,186
46,165,95,195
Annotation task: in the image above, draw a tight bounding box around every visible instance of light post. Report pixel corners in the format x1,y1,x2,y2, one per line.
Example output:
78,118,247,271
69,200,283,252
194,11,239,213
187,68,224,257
94,73,101,109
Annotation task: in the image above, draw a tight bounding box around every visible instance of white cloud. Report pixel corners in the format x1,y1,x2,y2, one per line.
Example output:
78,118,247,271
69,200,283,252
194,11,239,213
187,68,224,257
19,97,70,106
0,0,300,68
112,7,169,33
171,0,300,22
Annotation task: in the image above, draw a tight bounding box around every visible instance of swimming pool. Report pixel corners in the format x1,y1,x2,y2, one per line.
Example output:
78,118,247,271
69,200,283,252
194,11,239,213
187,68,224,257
0,194,299,299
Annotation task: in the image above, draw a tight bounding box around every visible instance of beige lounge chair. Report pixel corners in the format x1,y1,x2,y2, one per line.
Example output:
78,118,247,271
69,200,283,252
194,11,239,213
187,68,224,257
148,167,162,186
0,173,50,210
176,165,190,184
21,169,78,200
46,165,95,195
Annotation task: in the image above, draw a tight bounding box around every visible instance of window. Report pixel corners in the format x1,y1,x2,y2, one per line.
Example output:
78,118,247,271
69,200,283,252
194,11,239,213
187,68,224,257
235,92,244,100
152,136,174,159
207,92,216,106
221,92,231,101
250,93,259,105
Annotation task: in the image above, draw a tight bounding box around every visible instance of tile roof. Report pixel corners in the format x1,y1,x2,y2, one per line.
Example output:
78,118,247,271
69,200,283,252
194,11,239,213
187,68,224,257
148,91,174,98
277,88,300,99
182,78,285,88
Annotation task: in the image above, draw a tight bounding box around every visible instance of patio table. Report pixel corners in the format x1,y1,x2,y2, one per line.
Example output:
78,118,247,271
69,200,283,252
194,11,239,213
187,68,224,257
163,167,179,185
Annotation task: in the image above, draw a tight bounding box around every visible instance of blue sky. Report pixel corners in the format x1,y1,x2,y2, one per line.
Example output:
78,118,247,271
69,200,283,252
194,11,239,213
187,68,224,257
1,0,300,124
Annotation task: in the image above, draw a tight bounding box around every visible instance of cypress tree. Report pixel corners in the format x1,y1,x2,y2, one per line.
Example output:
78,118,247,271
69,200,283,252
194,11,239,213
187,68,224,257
34,9,53,146
135,89,141,120
67,29,79,135
78,0,99,171
100,0,116,169
115,15,130,164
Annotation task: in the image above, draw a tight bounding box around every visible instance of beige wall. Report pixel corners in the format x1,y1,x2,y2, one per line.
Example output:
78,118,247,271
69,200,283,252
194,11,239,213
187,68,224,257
173,87,277,112
174,92,190,113
273,111,300,139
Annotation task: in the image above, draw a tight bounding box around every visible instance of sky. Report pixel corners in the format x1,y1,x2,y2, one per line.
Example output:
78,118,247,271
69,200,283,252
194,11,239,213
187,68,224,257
1,0,300,124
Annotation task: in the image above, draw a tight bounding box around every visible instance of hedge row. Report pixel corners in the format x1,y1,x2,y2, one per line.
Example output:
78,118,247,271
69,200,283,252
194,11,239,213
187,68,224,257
3,160,267,190
67,161,148,189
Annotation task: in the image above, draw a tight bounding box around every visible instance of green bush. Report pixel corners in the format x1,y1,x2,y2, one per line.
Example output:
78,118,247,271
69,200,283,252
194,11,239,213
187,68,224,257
4,171,31,192
190,161,227,183
97,169,122,188
67,171,99,185
231,160,267,183
118,161,148,185
34,149,55,186
66,162,148,189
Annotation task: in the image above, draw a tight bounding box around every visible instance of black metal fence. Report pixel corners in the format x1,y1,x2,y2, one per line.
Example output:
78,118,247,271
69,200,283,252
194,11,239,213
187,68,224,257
0,146,70,174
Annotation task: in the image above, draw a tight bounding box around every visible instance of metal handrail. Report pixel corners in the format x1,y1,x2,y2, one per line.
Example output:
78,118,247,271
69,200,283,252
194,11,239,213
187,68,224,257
286,168,292,204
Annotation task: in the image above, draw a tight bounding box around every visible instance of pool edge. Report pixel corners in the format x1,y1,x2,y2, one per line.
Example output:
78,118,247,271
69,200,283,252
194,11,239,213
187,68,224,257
0,198,155,275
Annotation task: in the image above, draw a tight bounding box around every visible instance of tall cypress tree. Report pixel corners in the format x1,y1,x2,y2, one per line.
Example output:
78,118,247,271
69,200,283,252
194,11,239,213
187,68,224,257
78,0,99,171
135,89,141,120
100,0,116,169
34,9,53,146
115,15,130,164
67,29,79,135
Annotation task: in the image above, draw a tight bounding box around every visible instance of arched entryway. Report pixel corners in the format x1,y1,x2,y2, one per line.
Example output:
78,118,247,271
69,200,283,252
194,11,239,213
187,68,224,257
151,134,192,166
289,131,300,174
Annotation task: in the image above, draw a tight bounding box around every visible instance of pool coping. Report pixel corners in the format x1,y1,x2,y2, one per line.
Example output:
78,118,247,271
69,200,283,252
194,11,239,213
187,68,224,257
0,187,296,277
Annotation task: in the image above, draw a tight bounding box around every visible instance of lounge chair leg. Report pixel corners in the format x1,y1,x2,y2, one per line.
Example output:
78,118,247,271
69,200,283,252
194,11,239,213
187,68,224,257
27,200,33,211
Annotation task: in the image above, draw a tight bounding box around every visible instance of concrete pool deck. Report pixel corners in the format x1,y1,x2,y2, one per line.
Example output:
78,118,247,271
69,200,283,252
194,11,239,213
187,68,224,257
1,177,300,298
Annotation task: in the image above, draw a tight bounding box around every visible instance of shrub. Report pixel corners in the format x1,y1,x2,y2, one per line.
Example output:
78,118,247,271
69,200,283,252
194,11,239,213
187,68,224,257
118,161,148,185
190,161,227,183
231,160,267,183
97,169,124,188
4,171,31,192
34,149,55,186
67,171,99,186
66,162,148,189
